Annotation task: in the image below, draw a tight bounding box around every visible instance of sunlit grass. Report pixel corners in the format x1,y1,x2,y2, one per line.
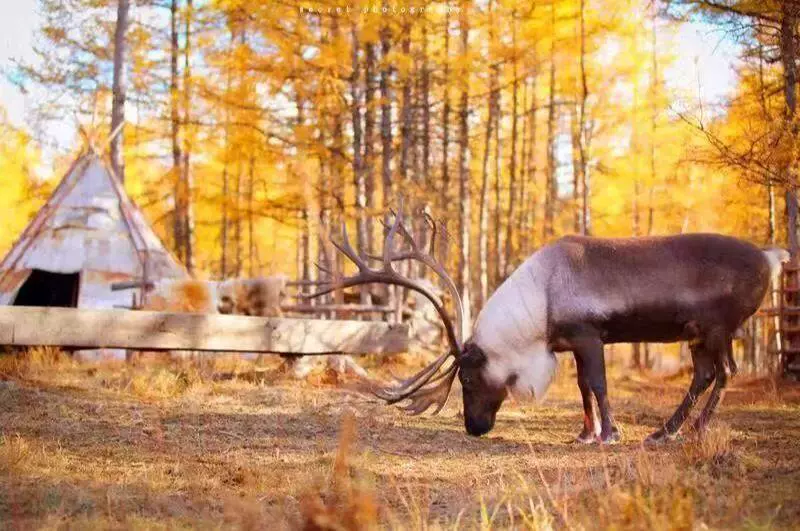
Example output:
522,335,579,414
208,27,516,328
0,348,798,529
0,346,74,379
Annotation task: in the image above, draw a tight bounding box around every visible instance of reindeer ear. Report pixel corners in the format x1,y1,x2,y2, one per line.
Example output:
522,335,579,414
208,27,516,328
460,343,486,367
506,373,519,388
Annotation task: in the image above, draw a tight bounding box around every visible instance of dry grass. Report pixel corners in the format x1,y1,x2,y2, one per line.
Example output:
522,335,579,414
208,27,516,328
299,412,379,530
0,346,74,379
1,349,799,529
682,422,737,468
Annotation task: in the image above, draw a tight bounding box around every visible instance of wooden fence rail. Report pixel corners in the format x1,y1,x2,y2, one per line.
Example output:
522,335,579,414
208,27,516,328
281,304,395,314
110,279,400,321
0,306,409,355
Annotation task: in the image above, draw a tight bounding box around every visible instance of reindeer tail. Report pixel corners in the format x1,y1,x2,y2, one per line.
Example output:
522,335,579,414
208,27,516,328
763,248,791,282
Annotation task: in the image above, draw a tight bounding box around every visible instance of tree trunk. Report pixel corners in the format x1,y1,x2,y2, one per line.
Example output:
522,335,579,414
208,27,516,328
235,163,242,277
647,4,657,240
110,0,129,183
631,24,642,369
578,0,589,235
758,42,777,244
364,42,377,259
181,0,194,273
380,16,393,218
458,4,472,326
417,23,431,280
380,7,395,311
478,120,492,307
296,211,303,281
330,17,346,229
503,12,519,276
632,181,641,237
571,106,583,234
543,1,557,242
781,2,799,257
518,77,529,259
479,0,498,306
219,26,234,278
169,0,183,261
248,155,256,276
493,76,504,286
521,74,537,254
301,209,311,282
318,150,331,299
441,8,451,218
399,20,415,298
220,127,229,278
769,181,777,243
351,23,369,303
221,157,229,277
400,23,412,184
422,25,431,189
632,26,641,241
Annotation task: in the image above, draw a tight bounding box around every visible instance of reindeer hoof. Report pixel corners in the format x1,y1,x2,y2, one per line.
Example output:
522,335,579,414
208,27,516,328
597,429,620,445
644,430,677,446
574,431,597,444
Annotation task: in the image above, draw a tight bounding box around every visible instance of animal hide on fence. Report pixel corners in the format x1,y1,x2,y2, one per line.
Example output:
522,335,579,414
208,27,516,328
144,275,288,317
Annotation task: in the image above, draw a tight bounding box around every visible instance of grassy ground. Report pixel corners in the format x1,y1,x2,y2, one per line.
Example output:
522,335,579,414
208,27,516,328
1,348,800,530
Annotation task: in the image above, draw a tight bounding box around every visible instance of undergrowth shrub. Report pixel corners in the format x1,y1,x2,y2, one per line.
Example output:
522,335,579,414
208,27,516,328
682,422,743,477
300,412,379,531
571,450,696,530
0,434,33,475
99,365,204,400
0,347,73,379
594,480,696,530
0,434,68,478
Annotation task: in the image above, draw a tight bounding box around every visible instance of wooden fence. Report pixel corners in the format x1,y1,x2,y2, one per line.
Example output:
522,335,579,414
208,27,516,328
111,279,406,323
736,308,781,375
284,280,405,322
0,306,409,355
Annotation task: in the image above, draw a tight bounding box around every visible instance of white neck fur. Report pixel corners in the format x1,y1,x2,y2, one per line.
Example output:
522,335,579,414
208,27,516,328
471,254,556,400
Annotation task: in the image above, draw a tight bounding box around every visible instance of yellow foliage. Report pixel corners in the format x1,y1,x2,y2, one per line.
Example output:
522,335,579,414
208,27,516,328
0,110,44,258
7,0,789,290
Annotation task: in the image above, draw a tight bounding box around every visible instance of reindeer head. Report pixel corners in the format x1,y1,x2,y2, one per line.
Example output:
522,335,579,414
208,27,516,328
457,342,509,436
307,200,503,436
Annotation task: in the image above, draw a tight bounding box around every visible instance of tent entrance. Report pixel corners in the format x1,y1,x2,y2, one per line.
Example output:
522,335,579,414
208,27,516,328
13,270,81,308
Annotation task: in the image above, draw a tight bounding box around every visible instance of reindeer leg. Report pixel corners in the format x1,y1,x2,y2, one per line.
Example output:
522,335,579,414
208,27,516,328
574,335,619,444
574,353,600,444
645,336,716,444
692,335,732,433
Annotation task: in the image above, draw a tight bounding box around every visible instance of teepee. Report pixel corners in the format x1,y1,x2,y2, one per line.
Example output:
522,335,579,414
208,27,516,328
0,149,186,310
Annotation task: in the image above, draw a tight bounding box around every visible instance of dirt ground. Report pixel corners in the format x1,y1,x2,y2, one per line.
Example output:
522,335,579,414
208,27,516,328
1,349,800,530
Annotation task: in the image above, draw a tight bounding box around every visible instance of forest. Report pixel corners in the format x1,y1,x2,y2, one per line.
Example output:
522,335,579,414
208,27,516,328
4,0,795,325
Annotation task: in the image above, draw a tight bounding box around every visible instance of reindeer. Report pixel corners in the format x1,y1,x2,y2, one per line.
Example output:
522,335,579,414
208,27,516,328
309,203,788,444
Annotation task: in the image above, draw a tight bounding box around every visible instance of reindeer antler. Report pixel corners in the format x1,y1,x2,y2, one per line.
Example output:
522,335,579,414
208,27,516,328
305,199,464,414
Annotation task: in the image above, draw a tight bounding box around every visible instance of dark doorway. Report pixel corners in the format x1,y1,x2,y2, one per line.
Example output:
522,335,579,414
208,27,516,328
13,269,81,308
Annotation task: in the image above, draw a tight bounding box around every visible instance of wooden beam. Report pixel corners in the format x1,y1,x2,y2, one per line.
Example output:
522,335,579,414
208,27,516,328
111,280,153,291
282,304,394,314
0,306,409,355
286,279,326,287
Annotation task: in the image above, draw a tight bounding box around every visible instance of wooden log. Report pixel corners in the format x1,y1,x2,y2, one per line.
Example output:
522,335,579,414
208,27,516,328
281,304,394,314
0,306,408,355
111,280,154,291
286,279,327,287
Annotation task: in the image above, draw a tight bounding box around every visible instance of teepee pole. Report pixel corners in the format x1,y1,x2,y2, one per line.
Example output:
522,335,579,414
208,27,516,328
0,154,91,287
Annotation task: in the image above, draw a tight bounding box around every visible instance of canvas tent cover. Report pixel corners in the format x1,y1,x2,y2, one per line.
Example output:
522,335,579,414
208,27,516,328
0,152,186,308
